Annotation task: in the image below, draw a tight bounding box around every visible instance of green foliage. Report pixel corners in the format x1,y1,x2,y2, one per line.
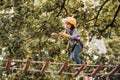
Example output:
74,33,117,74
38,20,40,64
0,0,120,79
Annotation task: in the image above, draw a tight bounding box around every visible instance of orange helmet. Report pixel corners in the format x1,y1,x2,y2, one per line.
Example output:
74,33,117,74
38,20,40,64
66,17,76,27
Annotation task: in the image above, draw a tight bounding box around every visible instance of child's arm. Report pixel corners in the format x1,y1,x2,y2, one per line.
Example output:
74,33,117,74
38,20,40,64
59,32,70,38
51,32,59,37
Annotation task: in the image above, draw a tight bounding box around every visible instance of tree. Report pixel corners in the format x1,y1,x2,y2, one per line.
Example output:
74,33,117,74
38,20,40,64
0,0,120,79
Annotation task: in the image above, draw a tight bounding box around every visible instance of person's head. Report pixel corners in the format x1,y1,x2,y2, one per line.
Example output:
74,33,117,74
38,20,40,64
62,17,77,30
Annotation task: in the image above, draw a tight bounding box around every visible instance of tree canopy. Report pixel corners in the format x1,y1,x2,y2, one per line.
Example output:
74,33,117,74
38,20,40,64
0,0,120,79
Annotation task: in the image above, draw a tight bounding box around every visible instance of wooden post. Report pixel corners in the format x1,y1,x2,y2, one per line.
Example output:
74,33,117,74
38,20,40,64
23,59,31,73
91,63,104,77
58,62,68,75
6,58,12,71
41,60,50,73
108,64,120,76
74,62,87,77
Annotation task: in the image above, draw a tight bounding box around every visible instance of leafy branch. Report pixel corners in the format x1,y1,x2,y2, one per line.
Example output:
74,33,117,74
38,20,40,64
98,4,120,38
94,0,109,26
57,0,68,17
88,0,109,23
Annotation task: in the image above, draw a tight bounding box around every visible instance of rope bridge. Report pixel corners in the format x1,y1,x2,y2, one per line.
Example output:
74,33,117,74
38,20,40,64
0,58,120,79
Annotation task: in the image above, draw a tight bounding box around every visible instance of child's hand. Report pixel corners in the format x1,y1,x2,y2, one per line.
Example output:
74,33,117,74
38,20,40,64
51,32,58,37
59,32,70,38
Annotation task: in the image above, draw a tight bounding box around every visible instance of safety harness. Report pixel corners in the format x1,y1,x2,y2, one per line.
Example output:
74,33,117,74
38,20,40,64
69,30,83,52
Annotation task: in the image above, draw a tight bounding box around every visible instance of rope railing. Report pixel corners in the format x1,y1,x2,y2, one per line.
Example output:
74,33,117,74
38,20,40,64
0,58,120,79
0,59,119,67
0,66,120,76
0,59,117,67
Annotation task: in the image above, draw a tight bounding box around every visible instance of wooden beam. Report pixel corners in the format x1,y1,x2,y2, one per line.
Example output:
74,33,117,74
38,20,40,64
91,63,104,77
108,64,120,76
23,59,31,73
74,62,87,77
41,60,50,73
58,62,68,75
5,58,12,71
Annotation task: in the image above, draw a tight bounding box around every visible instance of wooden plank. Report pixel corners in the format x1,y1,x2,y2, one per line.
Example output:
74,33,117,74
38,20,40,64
108,64,120,76
41,60,50,73
23,59,31,72
58,62,68,75
74,62,87,77
5,58,12,71
91,63,104,77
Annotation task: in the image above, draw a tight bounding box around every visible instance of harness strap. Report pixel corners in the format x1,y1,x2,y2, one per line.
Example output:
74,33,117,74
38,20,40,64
71,44,76,52
71,39,83,52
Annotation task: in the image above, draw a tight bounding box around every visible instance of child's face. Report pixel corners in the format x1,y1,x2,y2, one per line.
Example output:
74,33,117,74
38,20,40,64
65,22,71,30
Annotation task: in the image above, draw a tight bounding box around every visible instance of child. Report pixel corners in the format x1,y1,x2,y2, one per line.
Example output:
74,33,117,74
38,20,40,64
51,17,83,65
